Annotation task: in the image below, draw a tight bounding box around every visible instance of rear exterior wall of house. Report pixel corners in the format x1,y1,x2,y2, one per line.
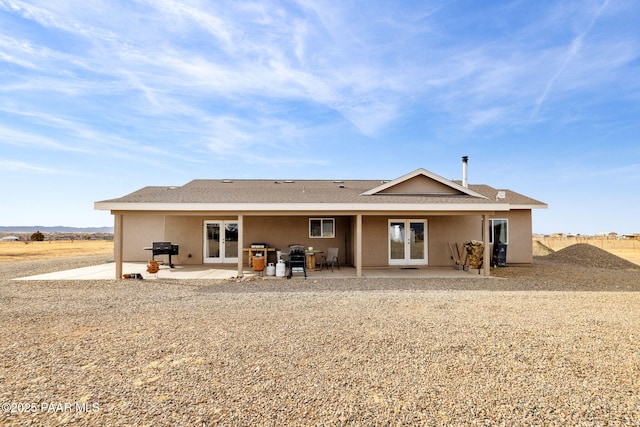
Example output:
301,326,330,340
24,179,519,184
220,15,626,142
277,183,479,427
116,210,533,267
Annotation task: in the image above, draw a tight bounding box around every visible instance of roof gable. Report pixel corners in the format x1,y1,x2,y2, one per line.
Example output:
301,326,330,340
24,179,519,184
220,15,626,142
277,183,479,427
361,168,488,199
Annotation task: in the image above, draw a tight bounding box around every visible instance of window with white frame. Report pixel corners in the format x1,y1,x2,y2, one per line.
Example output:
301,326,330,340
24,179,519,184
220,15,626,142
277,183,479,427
309,218,335,238
490,219,508,244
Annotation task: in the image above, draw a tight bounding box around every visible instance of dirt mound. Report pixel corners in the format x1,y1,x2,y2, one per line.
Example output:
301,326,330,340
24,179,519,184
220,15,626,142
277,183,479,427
532,240,554,256
541,243,639,270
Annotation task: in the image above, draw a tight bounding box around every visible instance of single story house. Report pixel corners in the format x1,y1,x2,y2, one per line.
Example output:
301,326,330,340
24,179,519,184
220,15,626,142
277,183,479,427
95,159,547,279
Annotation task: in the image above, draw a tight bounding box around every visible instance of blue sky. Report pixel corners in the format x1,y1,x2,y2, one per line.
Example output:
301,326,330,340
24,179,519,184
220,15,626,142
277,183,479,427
1,0,638,235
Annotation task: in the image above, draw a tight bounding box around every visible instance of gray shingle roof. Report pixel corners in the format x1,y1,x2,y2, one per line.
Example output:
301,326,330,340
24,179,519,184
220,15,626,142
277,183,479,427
96,177,546,208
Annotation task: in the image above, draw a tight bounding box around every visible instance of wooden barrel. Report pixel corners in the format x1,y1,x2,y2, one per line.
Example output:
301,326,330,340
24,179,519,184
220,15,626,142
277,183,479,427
253,256,265,271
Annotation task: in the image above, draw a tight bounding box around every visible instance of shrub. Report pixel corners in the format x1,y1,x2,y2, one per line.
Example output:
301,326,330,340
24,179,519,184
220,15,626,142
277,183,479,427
30,231,45,241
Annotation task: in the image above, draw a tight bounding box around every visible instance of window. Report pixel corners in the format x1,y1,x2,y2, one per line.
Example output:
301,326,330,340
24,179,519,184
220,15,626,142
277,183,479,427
309,218,335,238
490,219,508,244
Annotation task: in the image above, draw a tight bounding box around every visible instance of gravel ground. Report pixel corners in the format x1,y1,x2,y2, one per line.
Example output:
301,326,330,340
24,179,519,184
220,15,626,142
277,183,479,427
1,248,639,426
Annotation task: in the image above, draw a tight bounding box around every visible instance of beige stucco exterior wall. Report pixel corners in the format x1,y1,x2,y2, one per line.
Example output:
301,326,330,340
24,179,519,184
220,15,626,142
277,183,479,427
361,215,484,267
428,216,484,266
242,216,351,265
121,214,165,261
164,216,205,264
361,216,389,266
117,213,352,265
490,209,533,264
119,213,218,264
358,213,534,267
115,210,534,266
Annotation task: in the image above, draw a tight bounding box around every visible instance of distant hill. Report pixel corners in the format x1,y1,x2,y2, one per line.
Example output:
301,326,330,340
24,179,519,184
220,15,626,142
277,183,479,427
0,226,114,233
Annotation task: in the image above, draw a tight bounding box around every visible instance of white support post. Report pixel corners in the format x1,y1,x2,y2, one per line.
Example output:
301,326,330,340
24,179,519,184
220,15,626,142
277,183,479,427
114,214,123,280
483,214,491,277
237,214,244,278
356,214,363,278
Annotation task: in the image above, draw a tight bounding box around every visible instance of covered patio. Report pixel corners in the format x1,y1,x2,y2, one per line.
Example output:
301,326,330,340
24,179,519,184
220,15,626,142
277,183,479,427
13,263,488,281
96,166,545,280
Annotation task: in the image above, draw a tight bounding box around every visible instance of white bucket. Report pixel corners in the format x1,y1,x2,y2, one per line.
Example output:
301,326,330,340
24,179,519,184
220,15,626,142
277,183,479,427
276,250,282,261
266,263,276,276
275,260,286,277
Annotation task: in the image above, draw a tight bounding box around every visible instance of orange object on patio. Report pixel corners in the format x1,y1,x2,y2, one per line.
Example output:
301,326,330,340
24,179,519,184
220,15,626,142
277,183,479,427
147,260,160,274
252,256,265,272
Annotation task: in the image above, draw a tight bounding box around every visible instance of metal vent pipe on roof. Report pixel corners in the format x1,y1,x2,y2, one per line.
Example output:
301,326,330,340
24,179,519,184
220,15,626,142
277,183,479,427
462,156,469,188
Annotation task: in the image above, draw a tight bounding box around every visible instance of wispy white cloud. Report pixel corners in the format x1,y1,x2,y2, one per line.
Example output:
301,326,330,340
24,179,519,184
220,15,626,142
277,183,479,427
532,0,611,118
139,0,234,50
201,114,329,167
590,163,640,180
0,106,204,168
0,0,638,232
0,0,638,148
0,125,81,151
0,0,119,44
0,157,72,174
554,160,640,185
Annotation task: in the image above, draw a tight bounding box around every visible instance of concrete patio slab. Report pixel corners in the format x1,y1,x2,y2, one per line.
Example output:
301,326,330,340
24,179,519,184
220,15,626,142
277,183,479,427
12,263,486,281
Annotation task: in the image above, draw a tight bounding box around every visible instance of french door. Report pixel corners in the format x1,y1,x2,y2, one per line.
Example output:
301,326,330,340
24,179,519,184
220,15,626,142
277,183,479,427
388,220,428,265
204,221,239,263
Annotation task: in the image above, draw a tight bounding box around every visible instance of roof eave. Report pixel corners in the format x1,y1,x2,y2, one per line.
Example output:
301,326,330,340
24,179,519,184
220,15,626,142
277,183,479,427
510,204,548,209
95,201,511,212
